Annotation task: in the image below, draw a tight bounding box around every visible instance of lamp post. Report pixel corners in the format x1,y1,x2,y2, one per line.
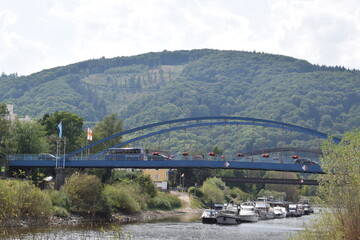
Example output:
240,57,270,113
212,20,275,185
63,140,66,168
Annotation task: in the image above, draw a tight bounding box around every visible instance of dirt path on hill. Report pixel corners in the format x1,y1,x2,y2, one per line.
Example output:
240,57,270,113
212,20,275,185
170,191,196,213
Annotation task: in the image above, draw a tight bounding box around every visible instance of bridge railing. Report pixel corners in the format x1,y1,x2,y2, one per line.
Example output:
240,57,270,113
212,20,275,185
6,154,318,165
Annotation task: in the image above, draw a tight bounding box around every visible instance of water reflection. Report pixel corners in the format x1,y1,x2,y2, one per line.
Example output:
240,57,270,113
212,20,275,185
1,212,318,240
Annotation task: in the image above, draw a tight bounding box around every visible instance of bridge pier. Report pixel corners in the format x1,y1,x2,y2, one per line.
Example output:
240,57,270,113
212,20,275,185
54,168,68,190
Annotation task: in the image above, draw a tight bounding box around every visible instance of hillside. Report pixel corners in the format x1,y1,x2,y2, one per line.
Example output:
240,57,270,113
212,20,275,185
1,49,359,152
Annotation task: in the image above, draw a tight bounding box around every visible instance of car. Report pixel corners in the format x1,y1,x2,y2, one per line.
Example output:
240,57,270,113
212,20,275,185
294,158,318,165
38,153,58,160
148,154,171,160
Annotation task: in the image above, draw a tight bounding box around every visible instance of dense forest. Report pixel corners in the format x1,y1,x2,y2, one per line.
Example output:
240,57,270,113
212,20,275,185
1,49,359,154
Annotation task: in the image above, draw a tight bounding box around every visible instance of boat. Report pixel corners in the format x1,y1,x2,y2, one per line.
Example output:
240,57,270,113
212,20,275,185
287,203,304,217
255,198,274,220
273,206,287,218
201,209,218,224
216,203,241,225
298,199,314,215
239,202,259,223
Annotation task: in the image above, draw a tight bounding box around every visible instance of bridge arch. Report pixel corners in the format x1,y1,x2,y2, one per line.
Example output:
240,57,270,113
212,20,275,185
67,116,341,159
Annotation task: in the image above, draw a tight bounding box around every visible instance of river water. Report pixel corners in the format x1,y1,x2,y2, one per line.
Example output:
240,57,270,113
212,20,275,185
1,211,319,240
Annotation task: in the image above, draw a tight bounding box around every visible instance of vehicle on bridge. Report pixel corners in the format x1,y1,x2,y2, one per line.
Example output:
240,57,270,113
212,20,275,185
147,152,171,160
294,158,318,165
105,147,144,160
37,153,58,161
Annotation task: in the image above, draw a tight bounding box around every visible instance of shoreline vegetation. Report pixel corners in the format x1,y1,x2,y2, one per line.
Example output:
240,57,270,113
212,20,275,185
0,172,201,231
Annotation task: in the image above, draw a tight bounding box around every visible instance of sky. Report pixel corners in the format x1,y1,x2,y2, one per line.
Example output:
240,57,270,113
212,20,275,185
1,0,360,76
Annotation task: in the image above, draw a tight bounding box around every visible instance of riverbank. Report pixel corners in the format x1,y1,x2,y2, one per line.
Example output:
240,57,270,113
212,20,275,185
1,191,202,229
50,191,201,225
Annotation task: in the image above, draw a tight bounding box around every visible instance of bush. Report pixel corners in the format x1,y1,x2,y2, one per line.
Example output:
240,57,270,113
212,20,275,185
61,172,110,216
148,192,181,210
103,184,141,214
52,206,70,217
188,186,205,198
0,179,53,222
47,190,69,210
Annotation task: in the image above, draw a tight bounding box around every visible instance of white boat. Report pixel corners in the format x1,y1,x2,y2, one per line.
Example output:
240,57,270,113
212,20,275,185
255,199,275,220
201,209,218,224
239,202,259,223
298,199,314,214
273,206,287,218
288,203,304,217
216,203,241,225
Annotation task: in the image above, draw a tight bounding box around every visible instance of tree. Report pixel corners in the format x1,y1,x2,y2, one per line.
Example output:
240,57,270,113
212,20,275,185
39,111,83,153
292,130,360,240
90,113,123,152
0,103,10,161
6,120,49,154
264,171,301,202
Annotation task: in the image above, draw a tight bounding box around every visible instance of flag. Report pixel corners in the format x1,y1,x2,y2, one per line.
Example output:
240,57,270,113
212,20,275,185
87,127,93,141
58,122,62,138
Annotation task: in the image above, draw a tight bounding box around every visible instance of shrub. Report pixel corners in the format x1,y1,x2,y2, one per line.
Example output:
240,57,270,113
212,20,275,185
0,179,52,222
148,192,181,210
61,172,110,216
114,182,148,210
52,206,70,217
103,184,141,214
188,186,205,198
47,190,69,210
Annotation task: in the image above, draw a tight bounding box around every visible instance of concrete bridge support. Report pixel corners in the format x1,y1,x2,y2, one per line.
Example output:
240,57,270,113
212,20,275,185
55,168,68,190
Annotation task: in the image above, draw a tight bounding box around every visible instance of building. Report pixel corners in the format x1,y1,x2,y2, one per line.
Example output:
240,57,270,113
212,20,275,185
143,168,169,190
6,104,32,122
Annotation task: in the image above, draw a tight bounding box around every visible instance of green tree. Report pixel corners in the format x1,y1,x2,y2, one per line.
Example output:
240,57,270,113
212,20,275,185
0,103,10,161
292,130,360,240
91,113,123,151
6,120,49,154
263,171,301,202
39,111,83,153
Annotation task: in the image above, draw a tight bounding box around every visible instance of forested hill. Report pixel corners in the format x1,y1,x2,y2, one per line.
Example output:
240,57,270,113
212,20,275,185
1,49,359,139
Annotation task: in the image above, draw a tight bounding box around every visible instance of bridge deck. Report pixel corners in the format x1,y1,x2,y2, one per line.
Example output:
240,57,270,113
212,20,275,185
7,159,323,173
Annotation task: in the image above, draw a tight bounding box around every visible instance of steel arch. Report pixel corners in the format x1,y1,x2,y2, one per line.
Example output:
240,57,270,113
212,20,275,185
66,116,341,159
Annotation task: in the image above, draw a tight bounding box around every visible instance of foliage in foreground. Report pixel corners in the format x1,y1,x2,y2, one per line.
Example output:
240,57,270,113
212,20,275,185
0,179,53,223
291,130,360,240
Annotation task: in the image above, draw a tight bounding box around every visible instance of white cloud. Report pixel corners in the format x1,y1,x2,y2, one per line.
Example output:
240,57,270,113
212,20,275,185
1,0,360,75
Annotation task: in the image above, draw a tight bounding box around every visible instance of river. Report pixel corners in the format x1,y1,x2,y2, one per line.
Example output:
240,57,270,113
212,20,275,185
1,211,319,240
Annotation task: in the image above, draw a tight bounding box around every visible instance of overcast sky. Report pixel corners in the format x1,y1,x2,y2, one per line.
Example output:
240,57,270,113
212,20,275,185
1,0,359,76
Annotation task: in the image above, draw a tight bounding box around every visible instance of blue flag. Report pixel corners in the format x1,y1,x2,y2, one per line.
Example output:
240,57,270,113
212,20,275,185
58,122,62,138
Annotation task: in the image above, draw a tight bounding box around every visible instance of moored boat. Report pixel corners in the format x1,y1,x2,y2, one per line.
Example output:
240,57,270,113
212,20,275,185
287,203,304,217
216,203,241,225
255,198,274,220
298,199,314,215
239,202,259,223
201,209,218,224
273,206,287,218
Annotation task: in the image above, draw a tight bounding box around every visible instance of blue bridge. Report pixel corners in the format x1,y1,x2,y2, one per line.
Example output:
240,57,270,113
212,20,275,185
7,116,341,174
